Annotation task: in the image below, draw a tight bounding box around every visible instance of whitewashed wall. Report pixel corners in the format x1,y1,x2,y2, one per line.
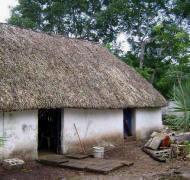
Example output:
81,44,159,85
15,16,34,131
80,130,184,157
62,108,123,153
135,108,162,139
0,110,38,160
0,107,163,158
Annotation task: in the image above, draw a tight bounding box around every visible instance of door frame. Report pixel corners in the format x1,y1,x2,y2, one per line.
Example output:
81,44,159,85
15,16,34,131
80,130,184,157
123,108,133,137
38,108,62,154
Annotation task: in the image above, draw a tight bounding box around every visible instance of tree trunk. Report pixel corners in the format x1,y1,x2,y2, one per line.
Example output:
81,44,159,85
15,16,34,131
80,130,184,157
150,68,156,84
139,40,146,68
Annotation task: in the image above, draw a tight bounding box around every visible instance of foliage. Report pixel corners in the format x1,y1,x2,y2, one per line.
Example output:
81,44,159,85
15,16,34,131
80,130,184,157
97,0,190,98
163,115,180,131
173,81,190,131
135,67,153,81
146,22,190,97
169,0,190,25
0,137,5,147
120,22,190,98
184,140,190,156
8,0,103,40
164,82,190,131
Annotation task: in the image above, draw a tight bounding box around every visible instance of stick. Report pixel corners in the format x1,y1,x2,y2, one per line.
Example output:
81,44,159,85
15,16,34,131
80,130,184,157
74,123,86,154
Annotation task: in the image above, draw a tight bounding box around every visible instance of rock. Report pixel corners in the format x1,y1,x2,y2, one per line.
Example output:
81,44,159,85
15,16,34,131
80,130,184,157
145,133,166,150
173,132,190,144
150,132,158,138
2,158,24,170
144,138,153,148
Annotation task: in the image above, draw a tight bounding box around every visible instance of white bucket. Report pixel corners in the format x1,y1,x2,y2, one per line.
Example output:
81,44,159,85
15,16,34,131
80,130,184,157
93,146,104,158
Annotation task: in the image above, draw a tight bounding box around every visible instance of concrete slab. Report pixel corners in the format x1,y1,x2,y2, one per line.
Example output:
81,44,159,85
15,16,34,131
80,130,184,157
59,159,87,170
65,154,89,159
37,154,133,174
59,158,133,174
142,147,171,162
37,155,69,166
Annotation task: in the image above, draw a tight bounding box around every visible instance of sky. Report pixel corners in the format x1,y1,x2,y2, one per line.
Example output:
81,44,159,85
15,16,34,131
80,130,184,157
0,0,18,23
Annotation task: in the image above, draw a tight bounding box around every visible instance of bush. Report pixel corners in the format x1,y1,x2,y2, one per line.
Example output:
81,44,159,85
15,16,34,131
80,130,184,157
0,137,5,147
173,82,190,131
163,114,186,131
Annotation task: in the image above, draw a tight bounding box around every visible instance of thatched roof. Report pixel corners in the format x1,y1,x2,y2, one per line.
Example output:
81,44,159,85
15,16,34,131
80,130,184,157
0,24,167,111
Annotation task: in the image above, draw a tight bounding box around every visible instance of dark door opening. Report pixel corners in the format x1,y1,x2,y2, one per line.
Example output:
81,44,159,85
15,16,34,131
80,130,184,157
123,109,132,137
38,109,62,154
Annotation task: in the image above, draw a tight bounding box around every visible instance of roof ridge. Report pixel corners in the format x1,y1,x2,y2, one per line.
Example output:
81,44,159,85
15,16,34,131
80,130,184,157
0,23,100,46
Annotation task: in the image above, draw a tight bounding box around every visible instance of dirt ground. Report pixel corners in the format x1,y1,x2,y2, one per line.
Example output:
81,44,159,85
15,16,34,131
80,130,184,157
0,141,189,180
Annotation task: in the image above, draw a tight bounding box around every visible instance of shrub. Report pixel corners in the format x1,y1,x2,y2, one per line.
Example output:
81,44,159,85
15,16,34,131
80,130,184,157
0,137,5,147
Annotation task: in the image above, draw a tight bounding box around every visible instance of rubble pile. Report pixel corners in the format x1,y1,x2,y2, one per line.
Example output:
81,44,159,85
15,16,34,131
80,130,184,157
143,131,190,162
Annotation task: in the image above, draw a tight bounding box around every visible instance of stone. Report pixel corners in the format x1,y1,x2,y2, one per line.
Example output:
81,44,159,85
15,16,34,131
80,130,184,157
144,138,153,148
173,132,190,144
145,133,166,150
2,158,24,170
150,132,158,138
145,137,161,150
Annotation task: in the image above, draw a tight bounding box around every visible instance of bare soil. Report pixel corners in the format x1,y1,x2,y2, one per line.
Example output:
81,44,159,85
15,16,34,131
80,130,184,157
0,141,189,180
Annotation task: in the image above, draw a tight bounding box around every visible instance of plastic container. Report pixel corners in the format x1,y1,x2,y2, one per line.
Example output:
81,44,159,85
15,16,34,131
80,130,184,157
93,146,104,158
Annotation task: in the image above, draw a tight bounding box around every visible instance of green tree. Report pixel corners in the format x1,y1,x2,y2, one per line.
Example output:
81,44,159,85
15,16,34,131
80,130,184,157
169,0,190,25
8,0,103,39
95,0,167,66
122,22,190,98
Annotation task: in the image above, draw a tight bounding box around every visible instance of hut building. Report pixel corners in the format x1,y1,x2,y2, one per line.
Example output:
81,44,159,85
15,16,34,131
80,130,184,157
0,24,167,160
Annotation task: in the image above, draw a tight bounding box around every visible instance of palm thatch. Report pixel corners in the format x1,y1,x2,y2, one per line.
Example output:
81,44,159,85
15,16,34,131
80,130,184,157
0,24,167,111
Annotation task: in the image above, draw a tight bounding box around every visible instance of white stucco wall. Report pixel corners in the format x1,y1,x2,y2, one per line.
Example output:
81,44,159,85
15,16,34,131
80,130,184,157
135,108,162,139
62,108,123,153
0,110,38,160
0,107,162,158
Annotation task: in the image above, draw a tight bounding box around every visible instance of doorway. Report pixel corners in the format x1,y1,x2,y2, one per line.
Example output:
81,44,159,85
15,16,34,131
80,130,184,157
123,109,133,137
38,109,62,154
